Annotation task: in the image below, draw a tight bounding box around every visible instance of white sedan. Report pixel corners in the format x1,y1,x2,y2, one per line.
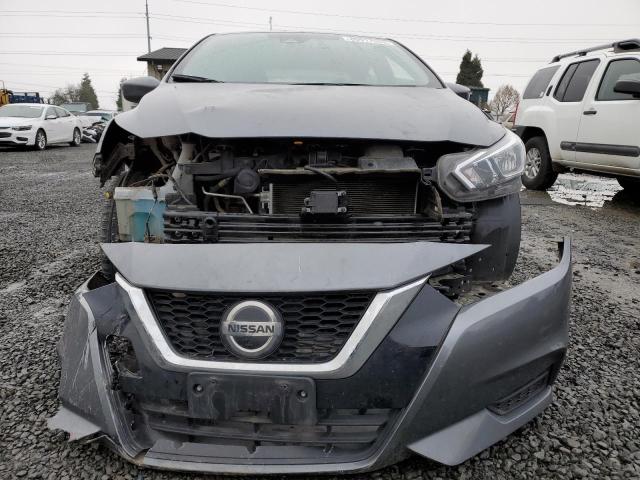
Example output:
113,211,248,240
0,103,83,150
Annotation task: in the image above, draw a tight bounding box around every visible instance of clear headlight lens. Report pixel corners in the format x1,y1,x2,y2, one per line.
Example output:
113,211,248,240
437,130,525,202
12,125,32,131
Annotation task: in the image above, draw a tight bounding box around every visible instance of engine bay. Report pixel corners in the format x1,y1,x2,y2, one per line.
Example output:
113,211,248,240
96,130,475,246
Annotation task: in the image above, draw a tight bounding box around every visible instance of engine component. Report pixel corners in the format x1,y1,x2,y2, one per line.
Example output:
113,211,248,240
302,190,348,216
233,168,260,194
163,210,474,244
263,171,419,216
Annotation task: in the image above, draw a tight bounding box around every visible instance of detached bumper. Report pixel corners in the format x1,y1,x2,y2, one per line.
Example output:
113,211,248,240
49,239,571,474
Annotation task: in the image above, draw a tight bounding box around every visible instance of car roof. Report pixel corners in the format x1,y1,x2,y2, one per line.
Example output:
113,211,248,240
549,38,640,65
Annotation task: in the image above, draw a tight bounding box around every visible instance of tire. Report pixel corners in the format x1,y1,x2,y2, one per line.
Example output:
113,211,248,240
521,136,558,190
69,128,81,147
33,129,47,151
617,176,640,191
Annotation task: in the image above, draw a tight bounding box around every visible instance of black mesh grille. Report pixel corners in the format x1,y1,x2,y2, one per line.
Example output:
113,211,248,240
147,290,374,363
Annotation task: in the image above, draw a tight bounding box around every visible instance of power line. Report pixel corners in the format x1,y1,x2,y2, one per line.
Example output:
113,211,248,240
1,8,626,45
0,52,140,56
148,14,622,45
0,62,142,74
0,34,147,39
171,0,639,28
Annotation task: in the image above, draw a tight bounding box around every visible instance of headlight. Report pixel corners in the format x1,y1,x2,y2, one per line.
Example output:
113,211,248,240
437,130,525,202
12,125,32,131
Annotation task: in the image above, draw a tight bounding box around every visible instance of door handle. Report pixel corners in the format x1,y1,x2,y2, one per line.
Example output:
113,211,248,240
583,109,597,115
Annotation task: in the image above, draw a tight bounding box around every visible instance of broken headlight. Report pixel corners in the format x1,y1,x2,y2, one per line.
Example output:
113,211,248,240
437,130,525,202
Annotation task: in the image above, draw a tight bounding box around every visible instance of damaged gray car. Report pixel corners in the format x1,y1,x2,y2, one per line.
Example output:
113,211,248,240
49,32,571,474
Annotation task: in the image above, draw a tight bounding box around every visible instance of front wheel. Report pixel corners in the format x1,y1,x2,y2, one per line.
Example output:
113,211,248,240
617,176,640,192
33,129,47,151
521,136,558,190
70,128,81,146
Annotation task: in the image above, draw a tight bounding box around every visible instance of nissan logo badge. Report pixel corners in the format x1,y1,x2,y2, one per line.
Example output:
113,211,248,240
220,300,284,359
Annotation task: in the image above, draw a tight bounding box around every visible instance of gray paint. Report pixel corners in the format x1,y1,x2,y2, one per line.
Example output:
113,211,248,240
408,388,553,465
50,239,572,474
113,82,505,146
102,241,488,292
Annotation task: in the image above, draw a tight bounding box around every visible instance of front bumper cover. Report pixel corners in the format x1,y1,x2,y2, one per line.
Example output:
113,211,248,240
49,239,571,474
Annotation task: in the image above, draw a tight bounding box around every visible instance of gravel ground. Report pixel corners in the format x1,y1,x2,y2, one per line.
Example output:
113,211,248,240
0,144,639,480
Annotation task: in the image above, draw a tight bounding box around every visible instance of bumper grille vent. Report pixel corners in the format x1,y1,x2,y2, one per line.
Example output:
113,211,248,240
140,401,397,456
147,290,374,363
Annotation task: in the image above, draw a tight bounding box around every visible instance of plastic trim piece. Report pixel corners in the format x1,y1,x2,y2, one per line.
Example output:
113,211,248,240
116,273,425,379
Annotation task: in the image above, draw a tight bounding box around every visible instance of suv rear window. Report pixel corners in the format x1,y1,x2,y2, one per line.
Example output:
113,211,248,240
523,66,560,99
597,58,640,101
554,59,600,102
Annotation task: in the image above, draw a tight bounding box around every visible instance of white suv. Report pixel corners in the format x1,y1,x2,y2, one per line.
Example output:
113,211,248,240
515,38,640,191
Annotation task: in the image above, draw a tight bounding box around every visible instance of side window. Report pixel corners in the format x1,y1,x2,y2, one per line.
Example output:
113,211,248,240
55,107,70,117
597,59,640,101
45,107,57,118
523,66,560,99
554,60,600,102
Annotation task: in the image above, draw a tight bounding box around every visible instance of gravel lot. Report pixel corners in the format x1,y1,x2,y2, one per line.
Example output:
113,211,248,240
1,144,639,480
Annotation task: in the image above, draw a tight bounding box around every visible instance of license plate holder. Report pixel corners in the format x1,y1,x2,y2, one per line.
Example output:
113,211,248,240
187,373,317,425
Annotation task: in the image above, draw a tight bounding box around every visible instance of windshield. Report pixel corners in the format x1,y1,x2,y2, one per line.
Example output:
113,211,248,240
171,33,442,87
0,105,43,118
62,103,87,113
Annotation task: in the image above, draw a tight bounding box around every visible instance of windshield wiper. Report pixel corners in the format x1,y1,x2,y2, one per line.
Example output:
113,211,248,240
290,82,371,86
171,74,222,83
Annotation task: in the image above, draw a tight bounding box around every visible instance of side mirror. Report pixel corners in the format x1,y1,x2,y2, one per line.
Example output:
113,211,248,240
613,80,640,98
45,114,57,120
121,76,160,103
446,82,471,100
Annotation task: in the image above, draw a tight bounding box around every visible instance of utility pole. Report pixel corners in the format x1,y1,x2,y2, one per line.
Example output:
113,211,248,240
145,0,151,53
269,16,272,31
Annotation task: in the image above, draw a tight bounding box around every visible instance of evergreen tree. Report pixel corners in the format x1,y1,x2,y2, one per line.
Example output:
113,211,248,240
78,73,99,109
115,78,127,111
456,50,484,88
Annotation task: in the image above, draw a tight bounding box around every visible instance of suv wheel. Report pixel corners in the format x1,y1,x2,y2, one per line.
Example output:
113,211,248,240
522,136,558,190
617,176,640,192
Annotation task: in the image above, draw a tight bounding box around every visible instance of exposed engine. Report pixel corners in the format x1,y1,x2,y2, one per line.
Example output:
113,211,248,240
94,128,521,294
103,136,476,244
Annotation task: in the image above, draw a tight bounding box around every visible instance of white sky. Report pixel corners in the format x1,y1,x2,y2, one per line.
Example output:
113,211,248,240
1,0,639,110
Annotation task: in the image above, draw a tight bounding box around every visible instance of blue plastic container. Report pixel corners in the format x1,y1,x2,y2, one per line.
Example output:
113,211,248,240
113,186,171,242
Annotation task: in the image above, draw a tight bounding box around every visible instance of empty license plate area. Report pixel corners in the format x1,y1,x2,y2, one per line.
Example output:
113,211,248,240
187,373,317,425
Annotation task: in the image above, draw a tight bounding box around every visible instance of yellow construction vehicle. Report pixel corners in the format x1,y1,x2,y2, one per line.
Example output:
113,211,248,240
0,81,10,106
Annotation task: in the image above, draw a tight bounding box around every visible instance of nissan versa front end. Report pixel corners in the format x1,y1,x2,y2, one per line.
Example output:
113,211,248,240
49,32,571,474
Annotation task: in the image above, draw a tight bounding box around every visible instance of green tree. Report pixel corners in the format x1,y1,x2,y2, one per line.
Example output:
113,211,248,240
78,73,99,109
456,50,484,88
115,77,127,111
51,85,81,105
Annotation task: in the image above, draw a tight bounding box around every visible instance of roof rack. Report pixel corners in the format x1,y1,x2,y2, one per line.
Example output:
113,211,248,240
551,38,640,63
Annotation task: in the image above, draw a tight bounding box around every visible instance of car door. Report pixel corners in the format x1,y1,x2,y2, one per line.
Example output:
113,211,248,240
575,57,640,173
550,59,601,163
54,107,74,141
42,106,62,142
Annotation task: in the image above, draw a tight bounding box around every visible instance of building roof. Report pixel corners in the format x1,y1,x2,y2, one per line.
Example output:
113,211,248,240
137,47,188,62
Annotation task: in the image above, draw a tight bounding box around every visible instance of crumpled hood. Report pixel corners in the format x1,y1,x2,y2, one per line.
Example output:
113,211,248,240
115,83,505,147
